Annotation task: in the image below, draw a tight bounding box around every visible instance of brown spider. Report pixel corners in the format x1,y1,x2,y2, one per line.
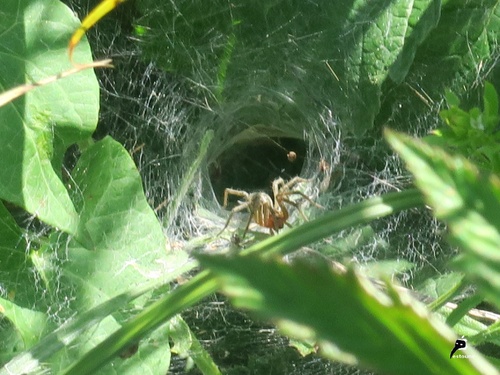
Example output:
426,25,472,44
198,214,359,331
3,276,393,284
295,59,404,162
218,176,322,238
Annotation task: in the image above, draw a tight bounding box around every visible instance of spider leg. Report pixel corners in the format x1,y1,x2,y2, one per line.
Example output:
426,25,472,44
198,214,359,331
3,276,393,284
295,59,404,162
274,177,323,208
218,199,252,236
281,190,323,223
285,190,324,209
282,197,309,222
282,176,309,189
223,188,249,208
242,212,254,238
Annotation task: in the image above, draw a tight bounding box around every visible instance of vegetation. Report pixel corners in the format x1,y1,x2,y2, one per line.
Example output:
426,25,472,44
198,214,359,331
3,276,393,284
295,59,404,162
1,0,500,374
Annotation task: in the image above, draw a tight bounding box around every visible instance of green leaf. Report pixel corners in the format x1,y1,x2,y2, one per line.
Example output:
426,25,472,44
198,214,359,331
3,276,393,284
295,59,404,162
445,294,485,329
342,0,441,131
169,315,193,358
51,137,187,372
197,253,497,375
112,322,171,375
385,129,500,310
0,286,154,375
169,315,222,375
413,1,500,97
65,136,174,304
60,271,219,375
437,304,491,342
445,90,461,107
388,0,441,83
421,272,466,310
434,83,500,172
0,298,49,349
0,0,99,234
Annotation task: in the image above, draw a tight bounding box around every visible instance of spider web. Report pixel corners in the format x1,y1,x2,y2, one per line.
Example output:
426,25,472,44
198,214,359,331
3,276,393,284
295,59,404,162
16,0,498,373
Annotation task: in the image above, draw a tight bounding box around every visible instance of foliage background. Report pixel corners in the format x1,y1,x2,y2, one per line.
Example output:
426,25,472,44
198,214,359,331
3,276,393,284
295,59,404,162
1,0,500,374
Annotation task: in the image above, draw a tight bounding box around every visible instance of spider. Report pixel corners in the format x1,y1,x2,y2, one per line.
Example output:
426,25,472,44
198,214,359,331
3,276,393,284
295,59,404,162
218,176,322,238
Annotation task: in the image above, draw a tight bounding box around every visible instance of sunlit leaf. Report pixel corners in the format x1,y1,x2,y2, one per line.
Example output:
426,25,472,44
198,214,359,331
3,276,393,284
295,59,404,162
385,129,500,310
197,253,497,375
0,0,99,233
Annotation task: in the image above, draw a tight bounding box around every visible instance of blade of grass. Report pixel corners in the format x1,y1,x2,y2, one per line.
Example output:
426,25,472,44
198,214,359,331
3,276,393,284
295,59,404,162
245,188,425,258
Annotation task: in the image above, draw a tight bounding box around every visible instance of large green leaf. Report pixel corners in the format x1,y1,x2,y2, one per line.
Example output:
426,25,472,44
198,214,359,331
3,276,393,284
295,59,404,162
68,137,167,253
65,136,171,301
385,129,500,310
0,0,99,234
55,136,188,373
338,0,441,132
0,135,194,373
197,253,497,375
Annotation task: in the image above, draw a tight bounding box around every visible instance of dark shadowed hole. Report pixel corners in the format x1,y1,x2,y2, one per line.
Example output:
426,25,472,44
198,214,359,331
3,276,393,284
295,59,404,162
210,136,307,206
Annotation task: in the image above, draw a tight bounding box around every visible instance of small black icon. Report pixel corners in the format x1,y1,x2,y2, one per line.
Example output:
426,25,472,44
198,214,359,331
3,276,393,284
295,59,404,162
450,338,467,358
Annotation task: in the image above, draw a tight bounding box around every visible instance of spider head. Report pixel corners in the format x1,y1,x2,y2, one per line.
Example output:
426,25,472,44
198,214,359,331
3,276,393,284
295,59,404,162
267,210,287,230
